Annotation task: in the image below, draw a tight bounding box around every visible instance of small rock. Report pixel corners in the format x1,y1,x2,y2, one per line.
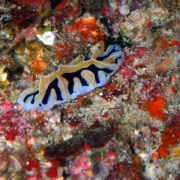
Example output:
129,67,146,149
155,56,176,73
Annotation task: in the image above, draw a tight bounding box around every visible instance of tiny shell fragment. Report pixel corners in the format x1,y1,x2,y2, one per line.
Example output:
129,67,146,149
119,5,130,15
36,31,55,46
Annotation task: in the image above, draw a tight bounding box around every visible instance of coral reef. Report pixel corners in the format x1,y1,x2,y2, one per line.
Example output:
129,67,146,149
0,0,179,179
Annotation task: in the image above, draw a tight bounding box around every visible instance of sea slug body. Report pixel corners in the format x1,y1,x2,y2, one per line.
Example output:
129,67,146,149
18,42,124,111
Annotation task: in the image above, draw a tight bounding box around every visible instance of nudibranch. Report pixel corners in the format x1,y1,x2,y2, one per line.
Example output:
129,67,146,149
18,42,124,111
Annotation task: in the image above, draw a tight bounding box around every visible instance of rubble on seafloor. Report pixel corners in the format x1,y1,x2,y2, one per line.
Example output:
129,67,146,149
0,0,179,179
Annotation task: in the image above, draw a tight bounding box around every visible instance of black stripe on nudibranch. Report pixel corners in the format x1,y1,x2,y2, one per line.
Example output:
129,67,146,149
96,47,118,61
87,64,113,83
62,69,89,95
42,77,63,105
84,56,91,61
23,90,39,104
62,64,114,95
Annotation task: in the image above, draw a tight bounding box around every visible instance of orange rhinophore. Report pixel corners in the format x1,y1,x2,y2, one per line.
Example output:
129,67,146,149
31,50,46,71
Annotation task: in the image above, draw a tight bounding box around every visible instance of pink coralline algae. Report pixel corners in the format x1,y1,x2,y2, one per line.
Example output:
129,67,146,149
119,66,136,82
141,80,164,98
1,100,13,111
0,108,33,142
106,161,142,180
69,153,92,180
137,47,147,56
25,158,42,179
